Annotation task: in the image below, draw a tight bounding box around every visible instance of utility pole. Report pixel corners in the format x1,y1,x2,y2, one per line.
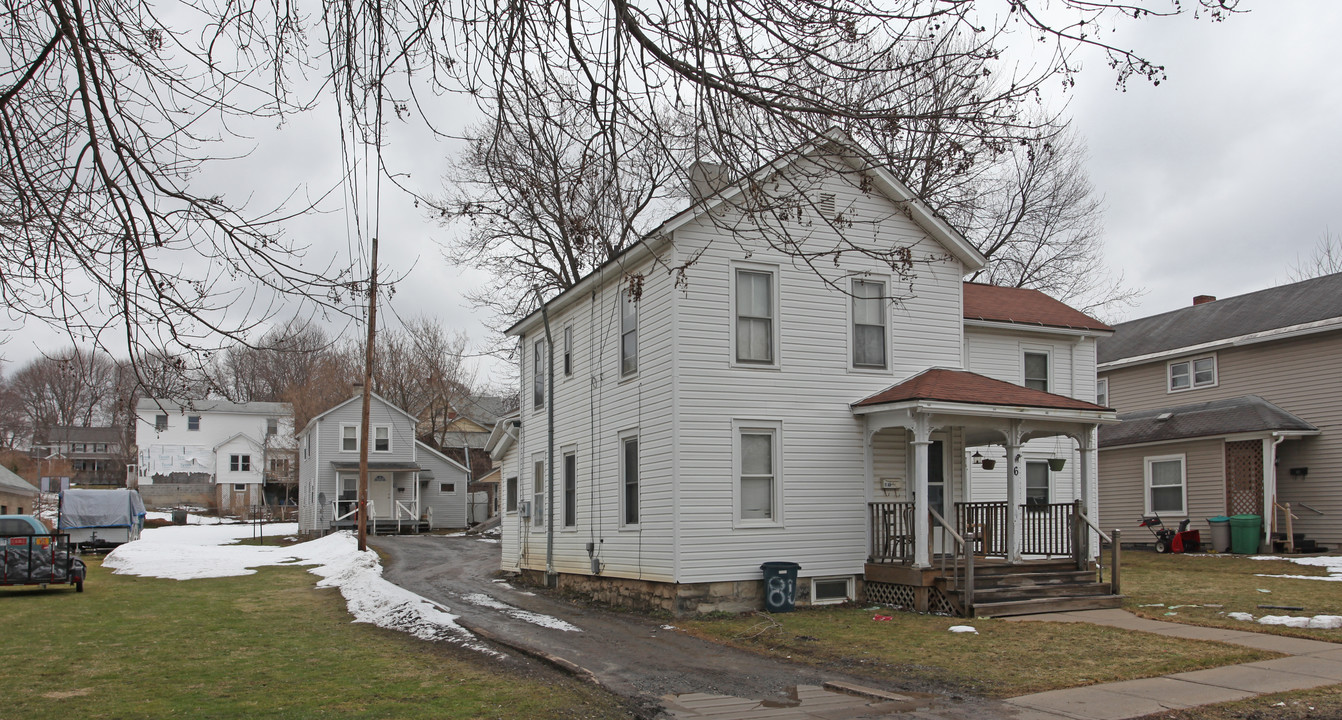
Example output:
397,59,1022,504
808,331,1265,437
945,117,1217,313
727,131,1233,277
358,236,379,552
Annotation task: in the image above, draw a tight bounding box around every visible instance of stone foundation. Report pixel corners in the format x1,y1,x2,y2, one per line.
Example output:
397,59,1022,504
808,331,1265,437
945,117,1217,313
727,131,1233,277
514,570,859,616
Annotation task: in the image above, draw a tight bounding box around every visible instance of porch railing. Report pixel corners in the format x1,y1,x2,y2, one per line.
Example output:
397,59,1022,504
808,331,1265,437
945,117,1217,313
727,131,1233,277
956,502,1007,556
1021,502,1076,556
868,501,914,564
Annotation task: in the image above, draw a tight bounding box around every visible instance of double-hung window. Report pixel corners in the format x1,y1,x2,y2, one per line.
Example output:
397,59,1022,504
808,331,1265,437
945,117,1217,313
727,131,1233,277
1024,351,1050,392
1169,356,1216,392
621,434,639,526
563,452,577,528
533,458,546,527
155,414,168,431
851,279,886,369
187,415,200,431
736,420,782,525
563,326,573,377
533,340,546,409
373,426,390,452
1025,461,1050,507
1145,455,1186,515
1096,378,1109,407
230,454,251,472
735,269,775,364
620,291,638,376
341,425,358,452
505,477,518,512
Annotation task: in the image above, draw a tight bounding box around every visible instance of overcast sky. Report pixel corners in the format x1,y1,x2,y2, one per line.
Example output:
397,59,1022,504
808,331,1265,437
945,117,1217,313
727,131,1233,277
5,1,1338,387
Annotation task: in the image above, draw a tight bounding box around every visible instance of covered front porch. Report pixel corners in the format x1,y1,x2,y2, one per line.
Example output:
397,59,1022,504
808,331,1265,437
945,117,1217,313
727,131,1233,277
329,461,431,534
852,369,1121,617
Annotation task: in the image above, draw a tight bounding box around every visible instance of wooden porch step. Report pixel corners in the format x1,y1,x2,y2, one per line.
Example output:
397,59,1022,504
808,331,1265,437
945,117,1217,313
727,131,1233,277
968,560,1082,577
970,582,1114,603
973,570,1097,588
972,594,1125,618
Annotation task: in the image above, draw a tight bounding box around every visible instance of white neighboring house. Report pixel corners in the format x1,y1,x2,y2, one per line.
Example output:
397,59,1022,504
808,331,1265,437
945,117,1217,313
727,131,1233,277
495,131,1117,617
296,392,469,534
134,398,295,513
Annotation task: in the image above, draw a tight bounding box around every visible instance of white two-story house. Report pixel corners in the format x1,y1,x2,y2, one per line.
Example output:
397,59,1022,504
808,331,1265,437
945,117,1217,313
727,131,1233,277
495,131,1117,617
135,398,295,513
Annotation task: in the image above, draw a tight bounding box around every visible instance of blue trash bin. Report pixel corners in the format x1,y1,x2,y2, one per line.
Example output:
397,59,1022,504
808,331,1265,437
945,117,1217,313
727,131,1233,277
760,561,801,613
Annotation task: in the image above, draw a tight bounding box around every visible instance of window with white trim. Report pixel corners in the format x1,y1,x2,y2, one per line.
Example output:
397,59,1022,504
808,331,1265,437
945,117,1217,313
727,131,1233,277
851,279,886,369
1168,355,1216,392
532,457,546,527
734,268,775,364
373,425,390,452
736,420,782,524
1024,351,1050,392
155,414,168,431
620,433,639,526
505,476,518,512
234,483,246,491
563,326,573,377
1096,377,1109,407
620,290,638,376
341,424,358,452
533,339,546,409
229,454,251,472
267,418,278,436
1145,455,1186,515
563,452,577,528
1025,461,1050,507
187,415,200,431
440,483,455,493
811,576,853,605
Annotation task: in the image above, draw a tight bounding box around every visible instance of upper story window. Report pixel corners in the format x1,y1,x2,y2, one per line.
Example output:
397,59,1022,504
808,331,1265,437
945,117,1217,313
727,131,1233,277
851,279,886,369
155,414,168,431
373,426,390,452
1023,351,1050,392
341,424,358,452
620,290,638,376
563,326,573,377
1169,355,1216,392
1096,378,1109,407
187,416,200,431
267,418,278,436
734,268,775,365
533,339,546,409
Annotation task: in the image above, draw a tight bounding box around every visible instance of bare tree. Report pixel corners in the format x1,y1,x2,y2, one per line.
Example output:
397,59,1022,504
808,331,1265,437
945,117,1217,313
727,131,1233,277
11,348,117,429
1288,229,1342,282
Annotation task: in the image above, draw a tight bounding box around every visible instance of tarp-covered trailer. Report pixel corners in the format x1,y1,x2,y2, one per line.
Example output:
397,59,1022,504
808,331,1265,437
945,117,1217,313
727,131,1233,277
58,489,147,552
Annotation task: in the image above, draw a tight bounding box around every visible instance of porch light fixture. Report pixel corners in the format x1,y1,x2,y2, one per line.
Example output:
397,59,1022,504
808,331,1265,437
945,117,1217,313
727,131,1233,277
971,451,983,466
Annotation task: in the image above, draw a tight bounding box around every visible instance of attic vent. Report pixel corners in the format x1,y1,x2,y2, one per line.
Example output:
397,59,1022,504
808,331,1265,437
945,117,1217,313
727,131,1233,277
1156,412,1173,422
817,193,836,219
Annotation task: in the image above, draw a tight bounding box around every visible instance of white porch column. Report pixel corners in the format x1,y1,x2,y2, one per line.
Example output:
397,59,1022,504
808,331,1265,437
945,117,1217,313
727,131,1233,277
1079,427,1098,560
1005,420,1023,564
911,416,932,568
1263,436,1278,549
863,426,875,560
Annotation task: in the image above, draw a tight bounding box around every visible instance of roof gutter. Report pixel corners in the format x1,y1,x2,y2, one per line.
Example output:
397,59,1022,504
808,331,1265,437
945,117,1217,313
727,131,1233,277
964,319,1113,338
851,399,1119,424
1099,315,1342,371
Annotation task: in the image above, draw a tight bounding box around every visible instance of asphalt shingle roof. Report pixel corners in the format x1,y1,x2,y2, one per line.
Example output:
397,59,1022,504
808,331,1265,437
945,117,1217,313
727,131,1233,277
0,465,37,496
1099,395,1317,448
1097,272,1342,364
853,368,1111,412
963,283,1112,333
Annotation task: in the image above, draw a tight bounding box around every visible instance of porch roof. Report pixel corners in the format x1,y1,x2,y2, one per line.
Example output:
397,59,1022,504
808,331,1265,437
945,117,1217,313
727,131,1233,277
853,368,1112,413
330,461,423,472
1100,394,1319,448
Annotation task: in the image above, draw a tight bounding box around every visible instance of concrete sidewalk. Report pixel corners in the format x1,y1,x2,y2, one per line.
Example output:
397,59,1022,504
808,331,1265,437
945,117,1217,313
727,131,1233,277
1001,609,1342,719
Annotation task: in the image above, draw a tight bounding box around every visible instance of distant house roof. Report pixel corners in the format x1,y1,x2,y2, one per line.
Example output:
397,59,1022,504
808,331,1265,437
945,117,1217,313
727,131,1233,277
853,368,1111,412
1099,395,1319,449
1098,272,1342,365
297,392,419,438
0,465,37,496
450,395,517,428
963,283,1112,333
36,426,123,444
136,398,292,416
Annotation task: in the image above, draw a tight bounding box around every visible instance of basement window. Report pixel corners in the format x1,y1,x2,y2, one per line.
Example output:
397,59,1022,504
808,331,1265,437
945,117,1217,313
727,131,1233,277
811,576,853,605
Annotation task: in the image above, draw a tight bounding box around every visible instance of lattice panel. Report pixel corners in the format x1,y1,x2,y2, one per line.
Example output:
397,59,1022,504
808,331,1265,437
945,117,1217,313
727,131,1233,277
1226,440,1264,515
865,582,915,609
927,588,955,616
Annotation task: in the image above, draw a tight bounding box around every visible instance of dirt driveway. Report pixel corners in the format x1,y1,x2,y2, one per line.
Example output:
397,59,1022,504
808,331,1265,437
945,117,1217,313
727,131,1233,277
371,533,1021,719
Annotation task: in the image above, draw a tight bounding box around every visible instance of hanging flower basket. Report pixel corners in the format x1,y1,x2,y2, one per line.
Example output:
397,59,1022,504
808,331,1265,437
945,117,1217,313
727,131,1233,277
980,459,996,470
1047,458,1067,472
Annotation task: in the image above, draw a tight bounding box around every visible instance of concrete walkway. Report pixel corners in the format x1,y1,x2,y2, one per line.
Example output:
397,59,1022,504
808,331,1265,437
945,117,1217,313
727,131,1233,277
1001,609,1342,719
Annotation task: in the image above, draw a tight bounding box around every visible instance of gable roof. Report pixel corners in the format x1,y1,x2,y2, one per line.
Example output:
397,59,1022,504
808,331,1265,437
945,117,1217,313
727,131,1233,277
296,392,420,438
0,465,37,497
36,426,124,444
507,128,988,338
414,440,471,475
137,398,292,416
853,368,1110,412
213,432,262,452
1099,395,1319,449
963,283,1112,333
1098,272,1342,365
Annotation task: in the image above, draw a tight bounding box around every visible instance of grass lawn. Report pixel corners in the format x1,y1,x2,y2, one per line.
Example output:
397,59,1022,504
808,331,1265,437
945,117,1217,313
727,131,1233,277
1131,684,1342,719
1109,550,1342,641
0,558,632,720
677,605,1273,698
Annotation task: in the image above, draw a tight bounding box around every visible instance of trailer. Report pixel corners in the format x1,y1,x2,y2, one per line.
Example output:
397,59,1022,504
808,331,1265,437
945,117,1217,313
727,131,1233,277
58,489,147,553
0,515,85,592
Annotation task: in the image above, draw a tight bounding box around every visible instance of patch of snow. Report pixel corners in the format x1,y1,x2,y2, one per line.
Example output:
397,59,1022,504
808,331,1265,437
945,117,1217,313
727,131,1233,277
104,524,496,654
1227,612,1255,622
461,593,581,631
477,538,500,544
144,511,227,525
948,625,978,634
1257,588,1271,593
660,625,679,631
1250,555,1342,582
1222,611,1342,629
1138,603,1166,607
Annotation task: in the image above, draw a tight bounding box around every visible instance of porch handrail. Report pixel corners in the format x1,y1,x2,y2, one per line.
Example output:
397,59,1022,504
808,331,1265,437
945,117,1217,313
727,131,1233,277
1072,502,1121,596
395,500,418,535
929,506,975,613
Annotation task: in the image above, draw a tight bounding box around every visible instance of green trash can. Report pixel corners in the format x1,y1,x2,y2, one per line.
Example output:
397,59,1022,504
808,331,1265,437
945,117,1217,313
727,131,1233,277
760,562,801,613
1228,514,1262,554
1206,516,1231,553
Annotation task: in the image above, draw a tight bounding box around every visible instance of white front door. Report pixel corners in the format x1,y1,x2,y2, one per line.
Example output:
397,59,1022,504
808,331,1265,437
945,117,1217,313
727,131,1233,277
369,472,394,517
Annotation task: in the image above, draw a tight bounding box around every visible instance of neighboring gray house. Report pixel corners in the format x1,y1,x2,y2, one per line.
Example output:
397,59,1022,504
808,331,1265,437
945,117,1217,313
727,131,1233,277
297,392,469,534
1097,273,1342,553
0,465,38,516
32,426,129,487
